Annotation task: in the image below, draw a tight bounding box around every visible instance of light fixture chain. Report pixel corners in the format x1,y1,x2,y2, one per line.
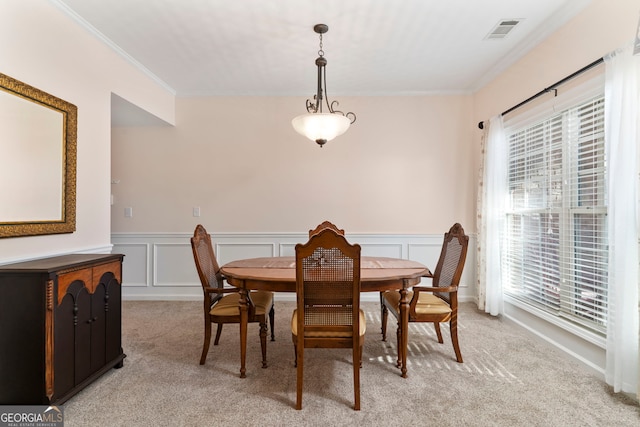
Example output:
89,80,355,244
318,33,324,58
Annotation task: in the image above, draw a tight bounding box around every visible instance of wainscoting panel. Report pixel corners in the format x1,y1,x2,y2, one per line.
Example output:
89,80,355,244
407,244,439,269
111,232,477,302
112,242,149,287
217,243,276,263
280,243,296,256
154,243,199,287
360,243,403,258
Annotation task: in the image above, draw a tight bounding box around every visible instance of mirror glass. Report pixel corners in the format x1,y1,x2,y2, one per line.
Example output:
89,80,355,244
0,73,77,238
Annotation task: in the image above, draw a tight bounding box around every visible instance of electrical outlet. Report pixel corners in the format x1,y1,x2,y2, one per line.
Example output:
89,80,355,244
193,207,201,217
124,207,133,218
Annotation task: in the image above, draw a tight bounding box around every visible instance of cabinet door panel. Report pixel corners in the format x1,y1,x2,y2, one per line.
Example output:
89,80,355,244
104,275,122,363
74,287,92,384
90,284,106,373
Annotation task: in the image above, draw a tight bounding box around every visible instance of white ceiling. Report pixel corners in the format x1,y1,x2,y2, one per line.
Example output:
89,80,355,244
52,0,591,123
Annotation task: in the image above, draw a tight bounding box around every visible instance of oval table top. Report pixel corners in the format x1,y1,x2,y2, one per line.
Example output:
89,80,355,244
221,256,430,292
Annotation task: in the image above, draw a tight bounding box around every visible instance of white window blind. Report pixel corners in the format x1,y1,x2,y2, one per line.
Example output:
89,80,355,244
503,86,607,333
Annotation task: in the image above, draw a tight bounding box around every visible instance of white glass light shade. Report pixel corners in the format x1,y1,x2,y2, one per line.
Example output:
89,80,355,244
291,113,351,144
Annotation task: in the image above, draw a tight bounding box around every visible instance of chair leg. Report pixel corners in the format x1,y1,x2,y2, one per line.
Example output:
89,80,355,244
353,345,361,411
433,322,444,344
269,305,275,341
260,321,268,368
450,319,463,363
381,299,388,342
200,320,212,365
293,341,297,367
213,323,223,345
296,347,303,410
395,322,402,369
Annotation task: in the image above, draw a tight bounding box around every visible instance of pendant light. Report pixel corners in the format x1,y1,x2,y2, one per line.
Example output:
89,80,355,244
291,24,356,147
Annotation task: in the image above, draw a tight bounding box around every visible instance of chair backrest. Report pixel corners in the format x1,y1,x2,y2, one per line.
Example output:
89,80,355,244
308,220,345,237
295,228,361,337
432,223,469,302
191,225,225,302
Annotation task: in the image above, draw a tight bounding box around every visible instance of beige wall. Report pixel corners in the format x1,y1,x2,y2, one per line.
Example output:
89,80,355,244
0,0,174,263
111,95,475,233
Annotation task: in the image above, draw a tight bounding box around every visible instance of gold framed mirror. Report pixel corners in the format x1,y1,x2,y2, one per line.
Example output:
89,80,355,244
0,73,77,238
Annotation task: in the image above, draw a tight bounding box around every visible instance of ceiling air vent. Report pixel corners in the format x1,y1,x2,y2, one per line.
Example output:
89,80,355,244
485,19,522,39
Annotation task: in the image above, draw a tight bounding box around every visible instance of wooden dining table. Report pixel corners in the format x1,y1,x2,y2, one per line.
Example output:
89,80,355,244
220,256,430,379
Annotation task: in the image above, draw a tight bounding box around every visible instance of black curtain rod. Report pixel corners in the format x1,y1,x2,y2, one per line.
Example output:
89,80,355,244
477,57,604,130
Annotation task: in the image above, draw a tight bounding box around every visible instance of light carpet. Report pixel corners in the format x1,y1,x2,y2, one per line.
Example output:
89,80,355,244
63,301,639,426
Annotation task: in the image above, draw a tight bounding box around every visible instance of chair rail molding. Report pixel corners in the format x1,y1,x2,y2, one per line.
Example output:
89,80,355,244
111,231,477,301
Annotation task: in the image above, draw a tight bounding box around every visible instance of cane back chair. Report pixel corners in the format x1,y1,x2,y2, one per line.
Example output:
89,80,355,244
191,224,275,367
291,228,364,410
381,223,468,364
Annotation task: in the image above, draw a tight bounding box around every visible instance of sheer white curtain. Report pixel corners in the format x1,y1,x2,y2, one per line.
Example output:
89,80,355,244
604,44,639,397
476,125,488,310
477,116,507,316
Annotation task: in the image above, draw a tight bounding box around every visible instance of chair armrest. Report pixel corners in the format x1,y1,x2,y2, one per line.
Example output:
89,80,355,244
202,286,241,295
413,285,458,293
409,284,459,314
204,286,257,316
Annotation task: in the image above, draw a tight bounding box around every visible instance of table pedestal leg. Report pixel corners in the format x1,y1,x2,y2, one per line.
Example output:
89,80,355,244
399,284,409,378
239,287,248,378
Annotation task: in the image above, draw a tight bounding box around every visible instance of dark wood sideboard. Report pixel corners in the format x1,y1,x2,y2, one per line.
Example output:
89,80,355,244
0,254,126,404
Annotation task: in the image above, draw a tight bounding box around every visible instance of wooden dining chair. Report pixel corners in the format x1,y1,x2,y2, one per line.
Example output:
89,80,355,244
191,224,275,367
291,228,364,410
381,223,468,364
308,220,345,237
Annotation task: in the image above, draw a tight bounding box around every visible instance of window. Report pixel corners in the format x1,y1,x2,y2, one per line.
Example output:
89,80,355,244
503,89,607,333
